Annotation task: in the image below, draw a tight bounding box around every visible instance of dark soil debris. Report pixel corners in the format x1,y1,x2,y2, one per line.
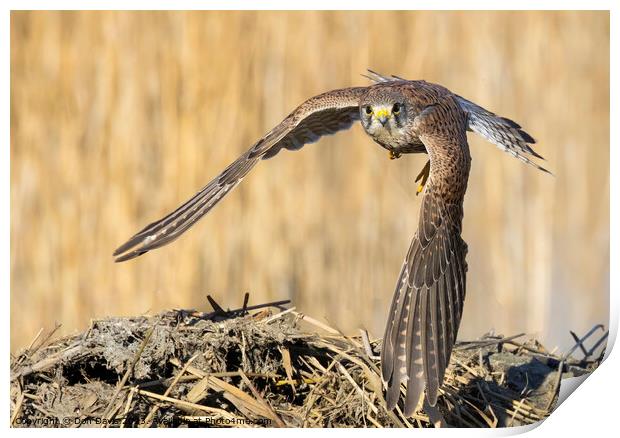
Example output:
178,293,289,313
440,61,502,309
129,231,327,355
10,300,603,428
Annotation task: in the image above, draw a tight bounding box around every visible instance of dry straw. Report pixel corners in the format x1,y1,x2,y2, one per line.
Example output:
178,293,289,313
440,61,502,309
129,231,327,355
10,295,604,428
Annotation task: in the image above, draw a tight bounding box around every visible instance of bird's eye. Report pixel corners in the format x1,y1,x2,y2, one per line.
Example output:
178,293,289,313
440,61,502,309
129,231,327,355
365,106,373,115
392,103,401,114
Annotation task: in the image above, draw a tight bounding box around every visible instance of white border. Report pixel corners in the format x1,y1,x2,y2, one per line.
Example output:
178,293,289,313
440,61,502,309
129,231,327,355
4,2,616,435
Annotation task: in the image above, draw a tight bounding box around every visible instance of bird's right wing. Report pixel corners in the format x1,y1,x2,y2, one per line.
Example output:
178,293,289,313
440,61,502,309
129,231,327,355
113,87,367,262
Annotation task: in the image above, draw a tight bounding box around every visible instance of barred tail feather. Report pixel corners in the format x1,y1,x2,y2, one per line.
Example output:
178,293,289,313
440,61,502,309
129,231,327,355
455,95,551,174
363,69,550,174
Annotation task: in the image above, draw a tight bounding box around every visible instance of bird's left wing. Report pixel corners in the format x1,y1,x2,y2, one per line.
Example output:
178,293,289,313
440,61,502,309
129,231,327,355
113,87,366,262
382,190,468,415
382,97,470,416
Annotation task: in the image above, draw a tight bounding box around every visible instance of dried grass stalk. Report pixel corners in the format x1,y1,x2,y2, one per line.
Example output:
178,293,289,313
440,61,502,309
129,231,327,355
10,298,603,428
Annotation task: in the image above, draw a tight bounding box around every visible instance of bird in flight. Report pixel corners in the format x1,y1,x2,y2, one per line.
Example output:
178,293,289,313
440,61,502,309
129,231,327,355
114,70,548,416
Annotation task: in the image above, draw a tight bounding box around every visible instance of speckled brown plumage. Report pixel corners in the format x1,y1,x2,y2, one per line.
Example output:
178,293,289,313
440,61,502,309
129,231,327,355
113,71,547,416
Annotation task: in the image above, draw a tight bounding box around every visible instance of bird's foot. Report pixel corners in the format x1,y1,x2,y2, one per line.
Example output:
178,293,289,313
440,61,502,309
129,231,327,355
389,150,402,160
415,160,431,196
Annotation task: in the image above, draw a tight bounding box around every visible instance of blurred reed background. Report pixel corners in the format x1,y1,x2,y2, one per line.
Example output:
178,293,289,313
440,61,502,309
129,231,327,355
10,11,609,352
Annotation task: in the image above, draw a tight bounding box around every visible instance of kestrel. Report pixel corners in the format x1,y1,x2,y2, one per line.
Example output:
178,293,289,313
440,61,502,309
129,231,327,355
114,70,547,416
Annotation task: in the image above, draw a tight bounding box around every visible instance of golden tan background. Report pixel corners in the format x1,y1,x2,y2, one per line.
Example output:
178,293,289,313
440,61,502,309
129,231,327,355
10,11,609,352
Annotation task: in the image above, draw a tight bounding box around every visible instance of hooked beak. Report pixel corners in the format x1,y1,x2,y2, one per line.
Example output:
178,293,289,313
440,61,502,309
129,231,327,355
374,108,391,126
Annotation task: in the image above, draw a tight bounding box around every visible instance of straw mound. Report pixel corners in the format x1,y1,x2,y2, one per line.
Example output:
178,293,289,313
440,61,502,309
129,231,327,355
10,299,601,428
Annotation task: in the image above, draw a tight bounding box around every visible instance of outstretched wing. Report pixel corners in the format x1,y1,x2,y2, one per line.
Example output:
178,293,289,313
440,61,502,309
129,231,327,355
382,191,467,414
364,69,549,173
113,87,366,262
382,96,470,415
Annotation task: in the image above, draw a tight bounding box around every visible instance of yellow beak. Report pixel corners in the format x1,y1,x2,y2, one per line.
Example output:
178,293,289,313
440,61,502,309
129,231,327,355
374,108,390,125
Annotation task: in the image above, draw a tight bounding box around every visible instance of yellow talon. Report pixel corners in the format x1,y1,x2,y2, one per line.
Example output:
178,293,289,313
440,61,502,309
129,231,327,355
389,150,401,160
415,160,431,196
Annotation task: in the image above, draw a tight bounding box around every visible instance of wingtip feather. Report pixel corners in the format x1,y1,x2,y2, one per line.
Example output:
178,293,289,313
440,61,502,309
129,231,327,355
113,249,147,263
385,379,402,411
113,239,139,258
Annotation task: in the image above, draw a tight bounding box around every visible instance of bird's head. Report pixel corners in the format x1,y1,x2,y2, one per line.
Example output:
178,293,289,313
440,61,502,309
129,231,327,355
360,88,411,144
